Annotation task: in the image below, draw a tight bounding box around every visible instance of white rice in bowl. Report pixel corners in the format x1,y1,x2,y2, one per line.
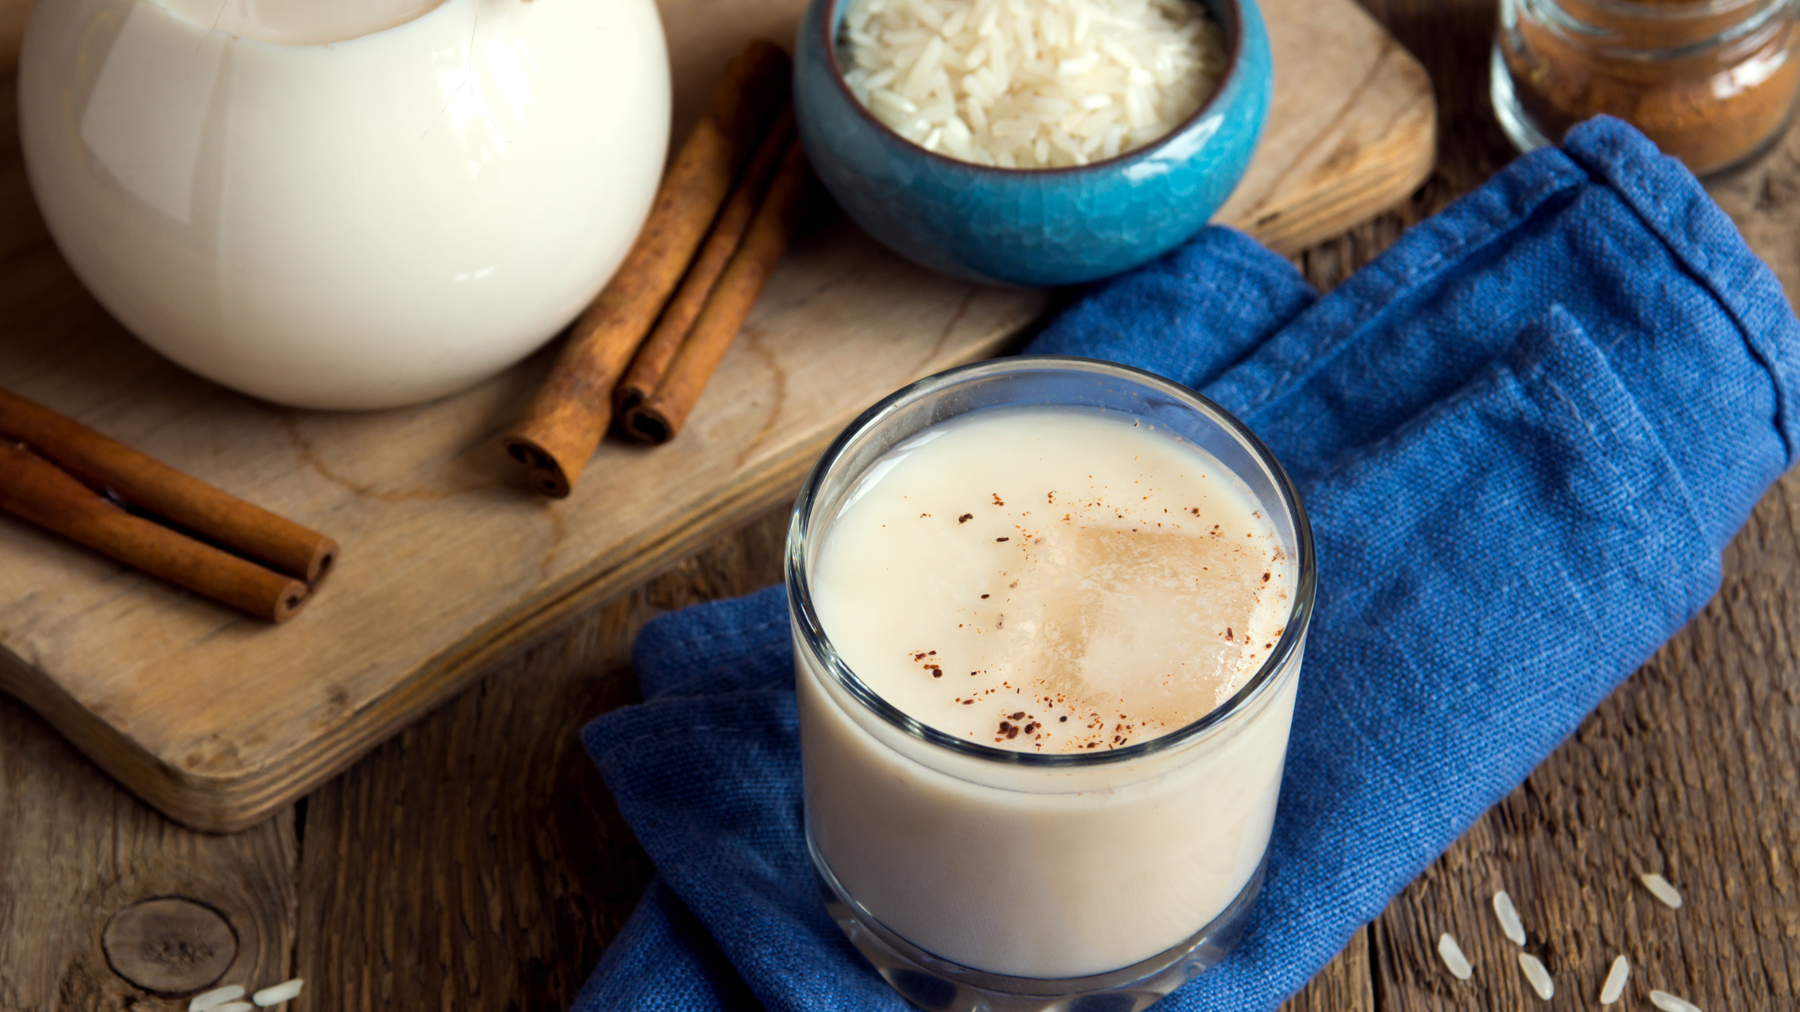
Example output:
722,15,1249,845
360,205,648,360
839,0,1229,169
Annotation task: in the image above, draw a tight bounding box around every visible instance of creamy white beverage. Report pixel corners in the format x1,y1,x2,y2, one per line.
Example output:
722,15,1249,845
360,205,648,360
797,405,1304,979
19,0,669,408
814,410,1291,754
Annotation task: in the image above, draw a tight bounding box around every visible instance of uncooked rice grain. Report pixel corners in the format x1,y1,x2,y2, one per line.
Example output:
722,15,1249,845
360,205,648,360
1437,932,1473,980
1518,952,1554,999
840,0,1227,167
189,987,245,1012
1640,872,1684,909
1650,989,1704,1012
1493,890,1527,946
252,979,304,1007
1600,955,1630,1005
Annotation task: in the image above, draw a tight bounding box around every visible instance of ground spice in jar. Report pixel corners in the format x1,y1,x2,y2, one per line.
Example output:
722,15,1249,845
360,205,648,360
1495,0,1800,176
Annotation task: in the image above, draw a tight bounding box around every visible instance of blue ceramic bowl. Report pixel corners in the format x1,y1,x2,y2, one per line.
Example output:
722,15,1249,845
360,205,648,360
793,0,1272,287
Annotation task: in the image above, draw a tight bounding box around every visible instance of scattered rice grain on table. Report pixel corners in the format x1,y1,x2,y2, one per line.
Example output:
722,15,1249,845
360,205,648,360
252,979,304,1007
1437,932,1473,980
1518,952,1554,999
1600,954,1630,1004
1640,871,1684,909
839,0,1227,167
1651,989,1704,1012
189,986,245,1012
1493,889,1527,945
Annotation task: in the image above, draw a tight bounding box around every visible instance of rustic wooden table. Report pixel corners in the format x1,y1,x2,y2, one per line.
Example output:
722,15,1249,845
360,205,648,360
4,1,1797,1009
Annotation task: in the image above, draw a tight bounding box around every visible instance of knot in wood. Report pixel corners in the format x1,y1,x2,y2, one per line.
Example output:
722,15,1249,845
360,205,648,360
102,897,238,994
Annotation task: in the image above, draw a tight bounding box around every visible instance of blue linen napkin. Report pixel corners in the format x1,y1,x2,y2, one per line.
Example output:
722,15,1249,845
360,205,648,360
573,116,1800,1011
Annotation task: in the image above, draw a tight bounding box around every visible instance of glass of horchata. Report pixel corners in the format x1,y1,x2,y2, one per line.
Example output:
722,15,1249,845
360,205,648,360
787,356,1316,1012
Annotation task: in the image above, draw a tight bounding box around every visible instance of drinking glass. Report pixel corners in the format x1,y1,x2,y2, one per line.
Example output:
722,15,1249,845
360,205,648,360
786,357,1317,1012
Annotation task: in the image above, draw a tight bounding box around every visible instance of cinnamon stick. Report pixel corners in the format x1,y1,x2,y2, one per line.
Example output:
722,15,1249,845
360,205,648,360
0,443,311,622
0,388,337,582
624,140,814,445
616,107,797,417
504,39,791,498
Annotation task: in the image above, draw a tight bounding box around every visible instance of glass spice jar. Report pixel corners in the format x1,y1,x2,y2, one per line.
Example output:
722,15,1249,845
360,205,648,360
1492,0,1800,178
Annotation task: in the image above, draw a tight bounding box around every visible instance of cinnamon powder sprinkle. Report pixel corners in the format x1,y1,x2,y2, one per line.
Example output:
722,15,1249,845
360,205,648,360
958,513,973,523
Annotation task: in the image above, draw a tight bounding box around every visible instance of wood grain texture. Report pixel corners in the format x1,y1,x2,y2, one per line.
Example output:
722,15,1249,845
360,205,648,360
0,690,295,1012
101,898,239,994
0,0,1435,832
1215,0,1436,255
291,511,788,1012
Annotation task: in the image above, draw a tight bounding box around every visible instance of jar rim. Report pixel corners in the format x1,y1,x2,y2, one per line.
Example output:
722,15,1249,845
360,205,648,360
1515,0,1792,60
784,355,1319,769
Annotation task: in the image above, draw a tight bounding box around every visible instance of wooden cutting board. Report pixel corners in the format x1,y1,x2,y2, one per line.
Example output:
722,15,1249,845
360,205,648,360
0,0,1433,831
